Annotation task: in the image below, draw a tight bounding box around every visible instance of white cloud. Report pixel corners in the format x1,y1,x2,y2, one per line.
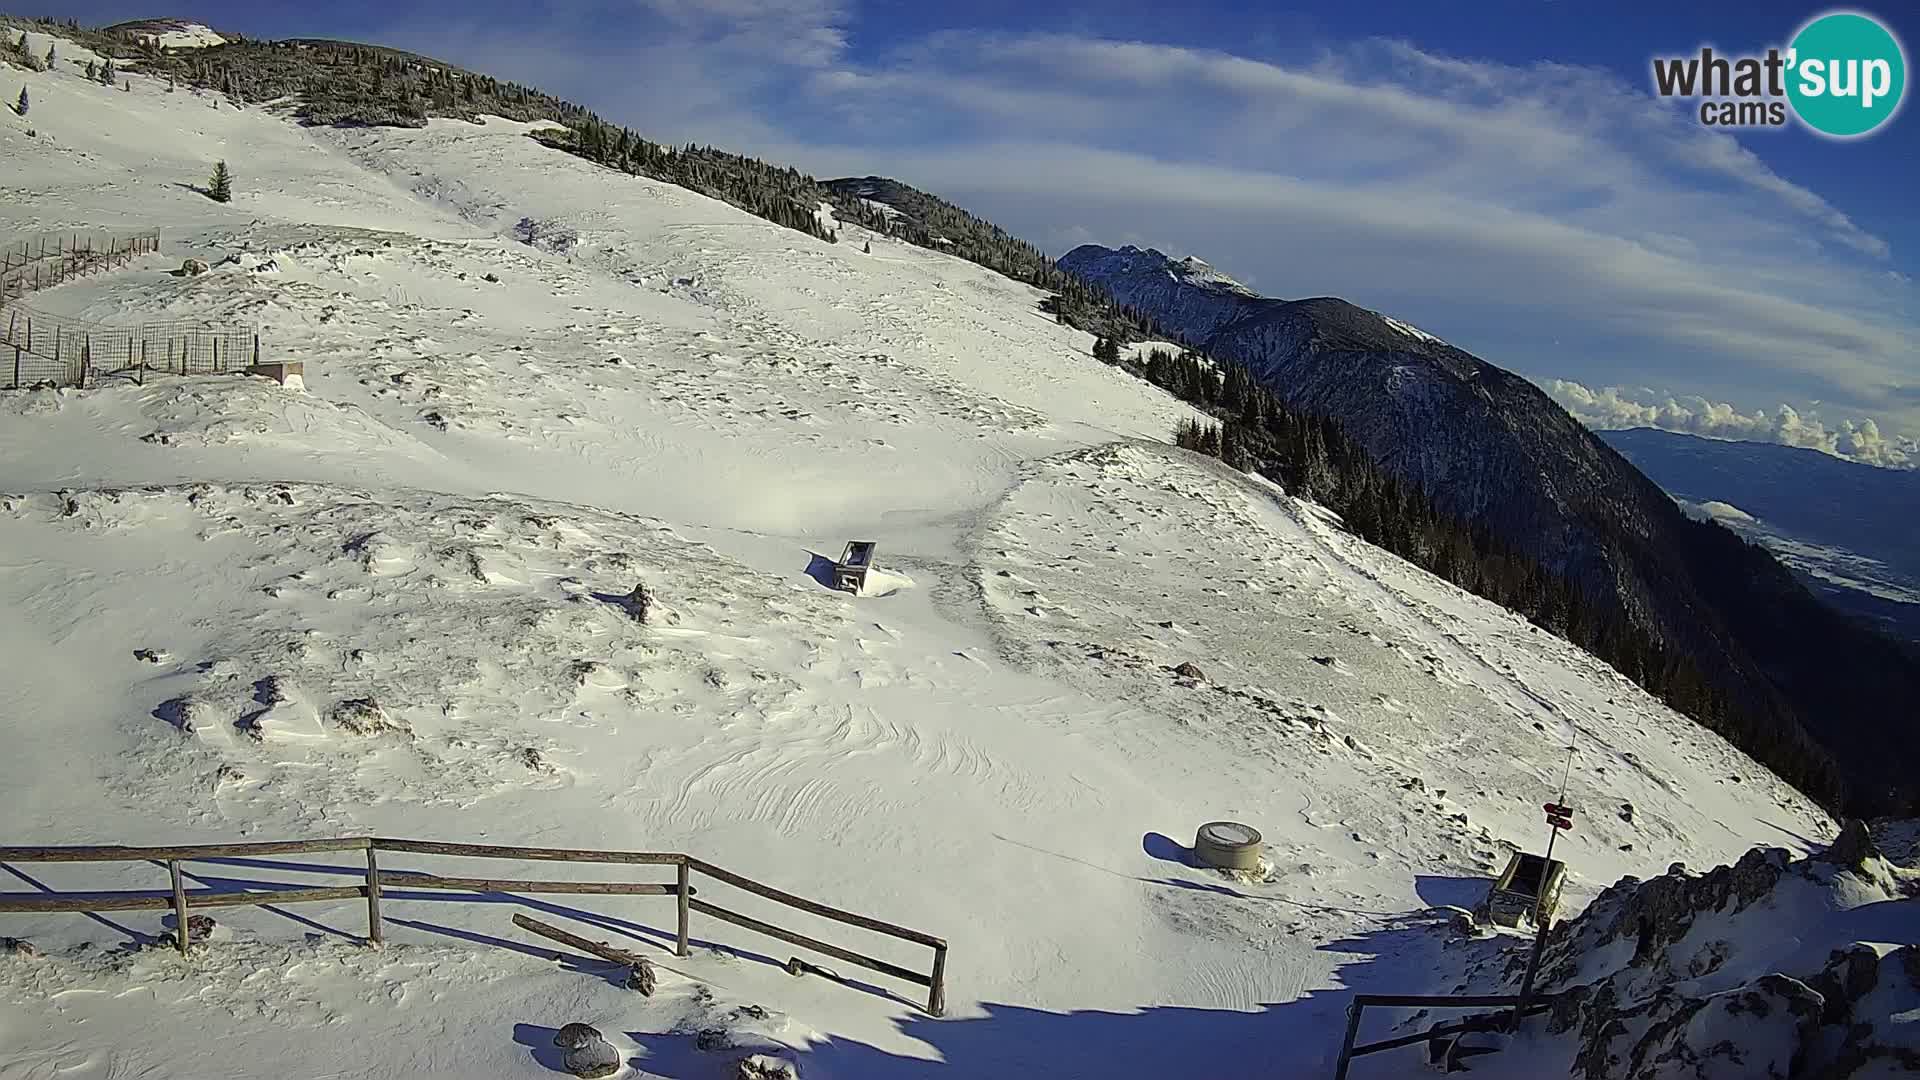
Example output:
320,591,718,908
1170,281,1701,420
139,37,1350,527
775,31,1918,445
1547,379,1918,468
635,0,849,68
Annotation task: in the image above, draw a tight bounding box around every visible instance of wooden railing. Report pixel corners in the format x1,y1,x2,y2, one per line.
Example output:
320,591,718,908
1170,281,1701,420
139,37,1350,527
0,836,948,1016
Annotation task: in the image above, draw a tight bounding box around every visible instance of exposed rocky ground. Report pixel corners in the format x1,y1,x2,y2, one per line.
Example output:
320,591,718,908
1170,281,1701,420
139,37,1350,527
1425,821,1920,1079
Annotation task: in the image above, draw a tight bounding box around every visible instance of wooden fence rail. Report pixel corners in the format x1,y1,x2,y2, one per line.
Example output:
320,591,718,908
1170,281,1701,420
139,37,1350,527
0,836,949,1015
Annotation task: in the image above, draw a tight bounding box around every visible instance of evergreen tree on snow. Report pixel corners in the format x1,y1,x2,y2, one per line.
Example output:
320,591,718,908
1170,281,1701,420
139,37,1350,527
862,239,871,254
207,160,232,203
99,58,116,85
14,86,26,117
86,60,96,80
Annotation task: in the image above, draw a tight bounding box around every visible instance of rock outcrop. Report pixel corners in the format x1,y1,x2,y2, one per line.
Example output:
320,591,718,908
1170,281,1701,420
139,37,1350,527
1453,826,1920,1079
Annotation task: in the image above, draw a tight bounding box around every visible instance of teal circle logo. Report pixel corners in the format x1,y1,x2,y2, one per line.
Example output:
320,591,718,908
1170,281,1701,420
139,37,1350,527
1787,11,1906,137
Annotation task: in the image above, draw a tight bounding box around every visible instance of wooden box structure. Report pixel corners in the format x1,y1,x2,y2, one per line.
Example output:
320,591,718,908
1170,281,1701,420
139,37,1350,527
834,541,877,594
1485,852,1566,928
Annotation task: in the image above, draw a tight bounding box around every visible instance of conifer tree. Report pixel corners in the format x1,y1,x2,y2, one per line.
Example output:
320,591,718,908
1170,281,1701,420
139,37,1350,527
86,60,97,80
14,86,26,117
99,58,115,85
208,160,232,203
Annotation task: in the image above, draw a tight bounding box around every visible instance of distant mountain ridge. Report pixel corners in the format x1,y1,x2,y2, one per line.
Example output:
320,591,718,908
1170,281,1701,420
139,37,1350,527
1061,242,1920,814
1603,427,1920,641
821,177,1154,342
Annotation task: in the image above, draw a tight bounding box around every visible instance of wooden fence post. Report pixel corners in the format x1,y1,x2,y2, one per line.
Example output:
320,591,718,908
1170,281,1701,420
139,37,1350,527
169,860,191,957
676,859,691,957
81,334,90,387
928,944,947,1017
365,846,384,947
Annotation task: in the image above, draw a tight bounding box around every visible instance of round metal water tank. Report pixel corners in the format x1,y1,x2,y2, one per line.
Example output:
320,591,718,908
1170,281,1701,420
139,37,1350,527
1194,821,1262,870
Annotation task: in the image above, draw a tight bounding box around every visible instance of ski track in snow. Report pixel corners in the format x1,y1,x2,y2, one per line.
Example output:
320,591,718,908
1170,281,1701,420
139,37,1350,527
0,37,1837,1079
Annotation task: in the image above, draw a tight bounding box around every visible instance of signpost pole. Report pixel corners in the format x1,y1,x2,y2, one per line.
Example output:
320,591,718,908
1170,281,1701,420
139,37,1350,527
1510,740,1577,1030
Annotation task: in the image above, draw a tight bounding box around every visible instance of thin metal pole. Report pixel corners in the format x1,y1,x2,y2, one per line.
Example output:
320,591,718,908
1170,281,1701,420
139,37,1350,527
365,846,384,947
1511,739,1577,1030
169,860,190,956
1333,1000,1364,1080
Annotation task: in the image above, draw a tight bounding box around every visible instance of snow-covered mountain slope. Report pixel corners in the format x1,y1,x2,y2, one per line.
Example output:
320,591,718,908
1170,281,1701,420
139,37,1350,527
0,33,1860,1079
105,18,228,51
1050,243,1260,342
1059,242,1920,819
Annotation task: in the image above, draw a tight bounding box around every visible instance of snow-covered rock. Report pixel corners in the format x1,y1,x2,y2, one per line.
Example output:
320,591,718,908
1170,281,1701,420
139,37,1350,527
1426,828,1920,1079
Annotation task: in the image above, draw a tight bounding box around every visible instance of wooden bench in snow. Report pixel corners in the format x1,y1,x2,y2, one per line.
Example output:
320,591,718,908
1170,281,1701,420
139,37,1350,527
834,541,877,594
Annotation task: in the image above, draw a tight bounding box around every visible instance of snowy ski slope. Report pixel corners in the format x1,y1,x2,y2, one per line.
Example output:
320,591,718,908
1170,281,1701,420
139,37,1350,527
0,36,1835,1079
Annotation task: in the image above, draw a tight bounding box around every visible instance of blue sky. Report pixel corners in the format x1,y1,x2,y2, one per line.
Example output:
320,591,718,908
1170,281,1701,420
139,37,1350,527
34,0,1920,464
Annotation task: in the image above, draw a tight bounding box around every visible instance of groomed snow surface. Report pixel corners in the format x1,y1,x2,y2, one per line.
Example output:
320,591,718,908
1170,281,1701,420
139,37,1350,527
0,35,1840,1079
